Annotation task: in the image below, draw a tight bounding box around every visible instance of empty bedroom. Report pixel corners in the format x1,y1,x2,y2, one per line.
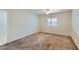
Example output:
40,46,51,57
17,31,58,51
0,9,79,50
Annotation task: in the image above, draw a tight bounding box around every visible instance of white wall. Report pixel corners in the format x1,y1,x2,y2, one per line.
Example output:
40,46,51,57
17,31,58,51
7,10,39,42
71,10,79,49
2,9,79,49
0,10,7,45
39,11,72,36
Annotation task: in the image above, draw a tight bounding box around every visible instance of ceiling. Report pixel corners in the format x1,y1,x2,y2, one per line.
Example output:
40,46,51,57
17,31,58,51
1,9,71,15
30,9,72,15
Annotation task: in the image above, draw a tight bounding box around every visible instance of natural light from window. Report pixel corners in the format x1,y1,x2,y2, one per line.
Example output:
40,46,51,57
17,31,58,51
47,17,57,27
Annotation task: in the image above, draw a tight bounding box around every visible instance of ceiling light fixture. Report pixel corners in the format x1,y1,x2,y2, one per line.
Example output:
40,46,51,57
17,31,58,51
43,9,71,14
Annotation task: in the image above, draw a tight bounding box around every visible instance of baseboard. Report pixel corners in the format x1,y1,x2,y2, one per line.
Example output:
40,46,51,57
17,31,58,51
71,32,79,49
1,31,79,50
71,36,79,49
1,32,38,46
39,32,70,37
40,32,79,49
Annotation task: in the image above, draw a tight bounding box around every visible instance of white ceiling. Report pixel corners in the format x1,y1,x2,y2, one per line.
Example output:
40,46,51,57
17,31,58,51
30,9,72,15
2,9,71,15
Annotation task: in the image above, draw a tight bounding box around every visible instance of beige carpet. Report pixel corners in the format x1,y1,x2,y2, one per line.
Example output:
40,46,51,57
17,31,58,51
0,32,78,50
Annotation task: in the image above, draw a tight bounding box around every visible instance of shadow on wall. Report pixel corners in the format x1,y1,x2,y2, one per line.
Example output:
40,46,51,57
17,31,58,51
0,10,7,45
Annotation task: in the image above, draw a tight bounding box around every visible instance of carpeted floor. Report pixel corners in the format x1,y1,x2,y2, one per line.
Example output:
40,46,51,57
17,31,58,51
0,32,78,50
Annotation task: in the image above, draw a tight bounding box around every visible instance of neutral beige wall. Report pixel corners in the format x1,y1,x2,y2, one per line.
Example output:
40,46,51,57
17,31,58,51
71,10,79,49
7,10,39,43
39,11,72,36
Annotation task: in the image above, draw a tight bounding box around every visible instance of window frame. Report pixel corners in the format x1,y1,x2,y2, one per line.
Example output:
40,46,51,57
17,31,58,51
47,17,58,27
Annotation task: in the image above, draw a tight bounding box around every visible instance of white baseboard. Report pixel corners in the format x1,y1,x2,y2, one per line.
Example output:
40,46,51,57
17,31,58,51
71,32,79,49
7,31,38,44
1,31,79,50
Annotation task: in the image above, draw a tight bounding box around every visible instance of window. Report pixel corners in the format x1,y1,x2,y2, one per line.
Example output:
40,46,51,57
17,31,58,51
47,17,57,27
